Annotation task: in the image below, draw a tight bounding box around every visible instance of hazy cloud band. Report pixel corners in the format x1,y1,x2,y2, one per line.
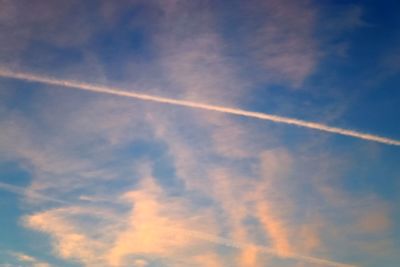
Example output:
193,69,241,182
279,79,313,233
1,69,399,146
0,181,355,267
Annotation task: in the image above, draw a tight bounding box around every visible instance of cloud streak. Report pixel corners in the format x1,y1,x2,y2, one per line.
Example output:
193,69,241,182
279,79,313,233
0,68,398,146
0,182,68,204
171,228,357,267
12,172,356,267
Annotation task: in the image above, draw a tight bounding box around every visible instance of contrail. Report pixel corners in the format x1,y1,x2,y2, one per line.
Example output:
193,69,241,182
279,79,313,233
169,228,357,267
0,182,68,204
0,68,399,146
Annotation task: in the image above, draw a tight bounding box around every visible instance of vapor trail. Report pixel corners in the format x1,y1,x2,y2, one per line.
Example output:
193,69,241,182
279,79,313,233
0,182,68,204
1,69,399,146
172,228,357,267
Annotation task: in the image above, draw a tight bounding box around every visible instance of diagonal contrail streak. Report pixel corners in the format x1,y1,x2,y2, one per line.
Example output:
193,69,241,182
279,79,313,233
0,182,68,204
177,228,358,267
0,68,399,146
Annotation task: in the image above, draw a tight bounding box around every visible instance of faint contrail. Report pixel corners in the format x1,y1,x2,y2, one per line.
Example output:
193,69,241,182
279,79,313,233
0,182,68,204
170,228,357,267
0,68,399,146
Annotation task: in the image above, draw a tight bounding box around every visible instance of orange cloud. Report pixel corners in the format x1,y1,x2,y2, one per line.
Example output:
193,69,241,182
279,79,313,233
240,246,259,267
256,201,292,256
107,176,200,266
24,207,112,266
255,149,293,256
356,208,391,234
23,168,220,267
191,252,224,267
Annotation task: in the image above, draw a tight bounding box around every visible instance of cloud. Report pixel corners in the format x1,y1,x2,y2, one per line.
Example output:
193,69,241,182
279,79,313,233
8,251,52,267
23,207,115,266
173,151,356,267
11,252,36,262
239,246,258,267
1,2,396,267
107,175,206,266
356,208,392,234
20,157,357,267
0,79,154,204
253,149,294,256
23,166,218,267
223,0,320,86
190,253,224,267
297,218,324,254
132,259,149,267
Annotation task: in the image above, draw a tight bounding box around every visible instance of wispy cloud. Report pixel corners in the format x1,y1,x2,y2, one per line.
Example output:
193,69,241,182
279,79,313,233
1,1,397,267
24,206,117,266
13,158,355,267
250,0,319,86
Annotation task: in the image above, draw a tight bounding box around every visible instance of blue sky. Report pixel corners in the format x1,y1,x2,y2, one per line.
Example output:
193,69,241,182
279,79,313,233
0,1,399,266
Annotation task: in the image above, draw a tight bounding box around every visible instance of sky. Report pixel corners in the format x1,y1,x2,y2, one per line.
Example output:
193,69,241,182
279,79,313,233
0,0,399,267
